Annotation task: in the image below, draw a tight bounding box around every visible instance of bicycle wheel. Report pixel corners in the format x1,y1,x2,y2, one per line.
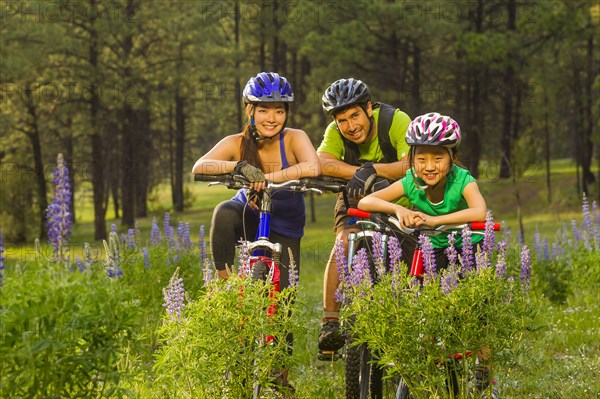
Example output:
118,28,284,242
345,335,371,399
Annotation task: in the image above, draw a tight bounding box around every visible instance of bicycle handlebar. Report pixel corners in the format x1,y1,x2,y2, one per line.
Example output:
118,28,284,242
193,173,347,193
347,208,500,236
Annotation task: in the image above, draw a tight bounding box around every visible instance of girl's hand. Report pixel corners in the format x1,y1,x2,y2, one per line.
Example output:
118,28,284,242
399,210,429,228
246,189,263,210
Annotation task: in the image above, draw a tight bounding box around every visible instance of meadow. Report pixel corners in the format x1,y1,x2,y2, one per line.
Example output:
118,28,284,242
1,159,599,398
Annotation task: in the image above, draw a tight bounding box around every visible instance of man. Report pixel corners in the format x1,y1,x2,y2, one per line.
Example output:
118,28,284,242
316,78,412,357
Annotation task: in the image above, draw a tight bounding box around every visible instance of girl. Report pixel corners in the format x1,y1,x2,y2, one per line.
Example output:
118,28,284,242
358,112,487,269
358,112,496,395
192,72,320,285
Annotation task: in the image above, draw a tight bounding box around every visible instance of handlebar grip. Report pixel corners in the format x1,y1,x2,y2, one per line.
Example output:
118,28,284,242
194,174,232,182
347,208,371,219
470,222,501,231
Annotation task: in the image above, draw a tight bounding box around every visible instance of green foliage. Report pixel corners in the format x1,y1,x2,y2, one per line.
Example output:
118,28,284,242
343,261,539,398
152,274,306,399
0,233,205,398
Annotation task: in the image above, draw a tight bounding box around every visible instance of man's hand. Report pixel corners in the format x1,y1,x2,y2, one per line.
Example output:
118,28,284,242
346,162,389,198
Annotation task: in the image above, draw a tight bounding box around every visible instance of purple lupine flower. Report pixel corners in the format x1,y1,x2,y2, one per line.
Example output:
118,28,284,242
372,231,386,280
551,241,561,259
419,235,437,283
142,247,150,268
74,256,87,272
150,218,161,246
45,153,73,259
120,233,127,245
0,230,5,286
582,194,592,233
475,250,489,271
533,228,542,260
591,201,600,245
182,222,192,249
177,221,185,246
199,225,207,264
445,232,458,272
202,259,214,285
440,266,459,295
111,223,117,234
105,232,123,278
287,247,299,288
501,221,511,245
542,239,550,261
237,239,251,277
163,267,187,322
517,230,524,246
387,236,403,276
349,248,372,286
127,229,136,249
334,239,349,304
163,213,171,237
520,245,531,291
164,214,176,248
495,241,507,278
571,220,580,244
482,211,496,256
460,225,474,275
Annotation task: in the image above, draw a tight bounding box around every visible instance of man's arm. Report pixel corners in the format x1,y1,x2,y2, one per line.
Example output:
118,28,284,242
373,156,411,180
318,152,359,179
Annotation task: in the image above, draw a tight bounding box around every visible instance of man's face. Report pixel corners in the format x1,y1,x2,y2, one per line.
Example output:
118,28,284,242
333,103,373,144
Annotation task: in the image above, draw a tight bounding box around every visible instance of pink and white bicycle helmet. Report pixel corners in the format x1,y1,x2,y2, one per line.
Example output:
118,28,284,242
405,112,461,149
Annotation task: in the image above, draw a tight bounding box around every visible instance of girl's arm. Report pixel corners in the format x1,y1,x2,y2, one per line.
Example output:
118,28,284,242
358,180,408,214
265,129,321,182
191,135,241,175
421,181,487,227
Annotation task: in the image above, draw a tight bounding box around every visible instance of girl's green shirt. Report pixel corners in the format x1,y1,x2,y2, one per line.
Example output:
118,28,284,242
401,164,484,248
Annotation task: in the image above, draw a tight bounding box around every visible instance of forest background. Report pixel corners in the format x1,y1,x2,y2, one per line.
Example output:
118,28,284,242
0,0,598,243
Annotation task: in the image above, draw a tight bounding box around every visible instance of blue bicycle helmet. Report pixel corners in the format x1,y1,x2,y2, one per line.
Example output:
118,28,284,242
243,72,294,104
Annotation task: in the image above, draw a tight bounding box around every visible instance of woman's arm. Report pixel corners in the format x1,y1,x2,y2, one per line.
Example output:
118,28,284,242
191,135,241,175
266,129,321,182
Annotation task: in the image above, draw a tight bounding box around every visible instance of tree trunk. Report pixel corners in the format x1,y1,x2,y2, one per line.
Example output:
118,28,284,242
24,85,48,240
581,34,595,190
135,106,151,218
121,103,136,227
88,0,106,240
173,89,185,212
499,0,516,179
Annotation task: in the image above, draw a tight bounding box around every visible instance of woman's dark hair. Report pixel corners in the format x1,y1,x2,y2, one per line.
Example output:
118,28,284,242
240,104,263,170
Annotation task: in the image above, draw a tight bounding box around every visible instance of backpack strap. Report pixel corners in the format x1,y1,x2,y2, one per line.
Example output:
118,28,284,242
374,102,398,163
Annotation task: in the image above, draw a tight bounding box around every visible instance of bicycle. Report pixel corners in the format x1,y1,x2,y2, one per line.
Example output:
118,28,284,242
340,207,499,399
194,172,346,398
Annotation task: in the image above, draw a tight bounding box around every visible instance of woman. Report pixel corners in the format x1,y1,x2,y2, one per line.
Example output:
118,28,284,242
192,71,320,287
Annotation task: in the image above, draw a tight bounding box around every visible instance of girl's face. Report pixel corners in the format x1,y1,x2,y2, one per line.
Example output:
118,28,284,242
413,145,453,187
253,102,287,137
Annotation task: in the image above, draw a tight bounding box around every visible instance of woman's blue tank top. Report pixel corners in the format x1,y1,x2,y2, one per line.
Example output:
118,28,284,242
232,130,306,238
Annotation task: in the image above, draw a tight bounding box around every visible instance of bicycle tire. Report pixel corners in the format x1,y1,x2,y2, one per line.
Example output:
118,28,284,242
346,336,377,399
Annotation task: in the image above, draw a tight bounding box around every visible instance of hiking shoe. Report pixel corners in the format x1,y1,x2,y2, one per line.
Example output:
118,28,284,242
317,319,345,351
474,367,500,399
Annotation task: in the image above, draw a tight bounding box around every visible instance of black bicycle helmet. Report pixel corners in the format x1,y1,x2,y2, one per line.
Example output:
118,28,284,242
322,78,371,116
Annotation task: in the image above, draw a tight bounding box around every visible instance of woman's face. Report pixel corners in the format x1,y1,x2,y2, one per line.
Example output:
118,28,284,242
413,145,453,187
253,102,287,138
